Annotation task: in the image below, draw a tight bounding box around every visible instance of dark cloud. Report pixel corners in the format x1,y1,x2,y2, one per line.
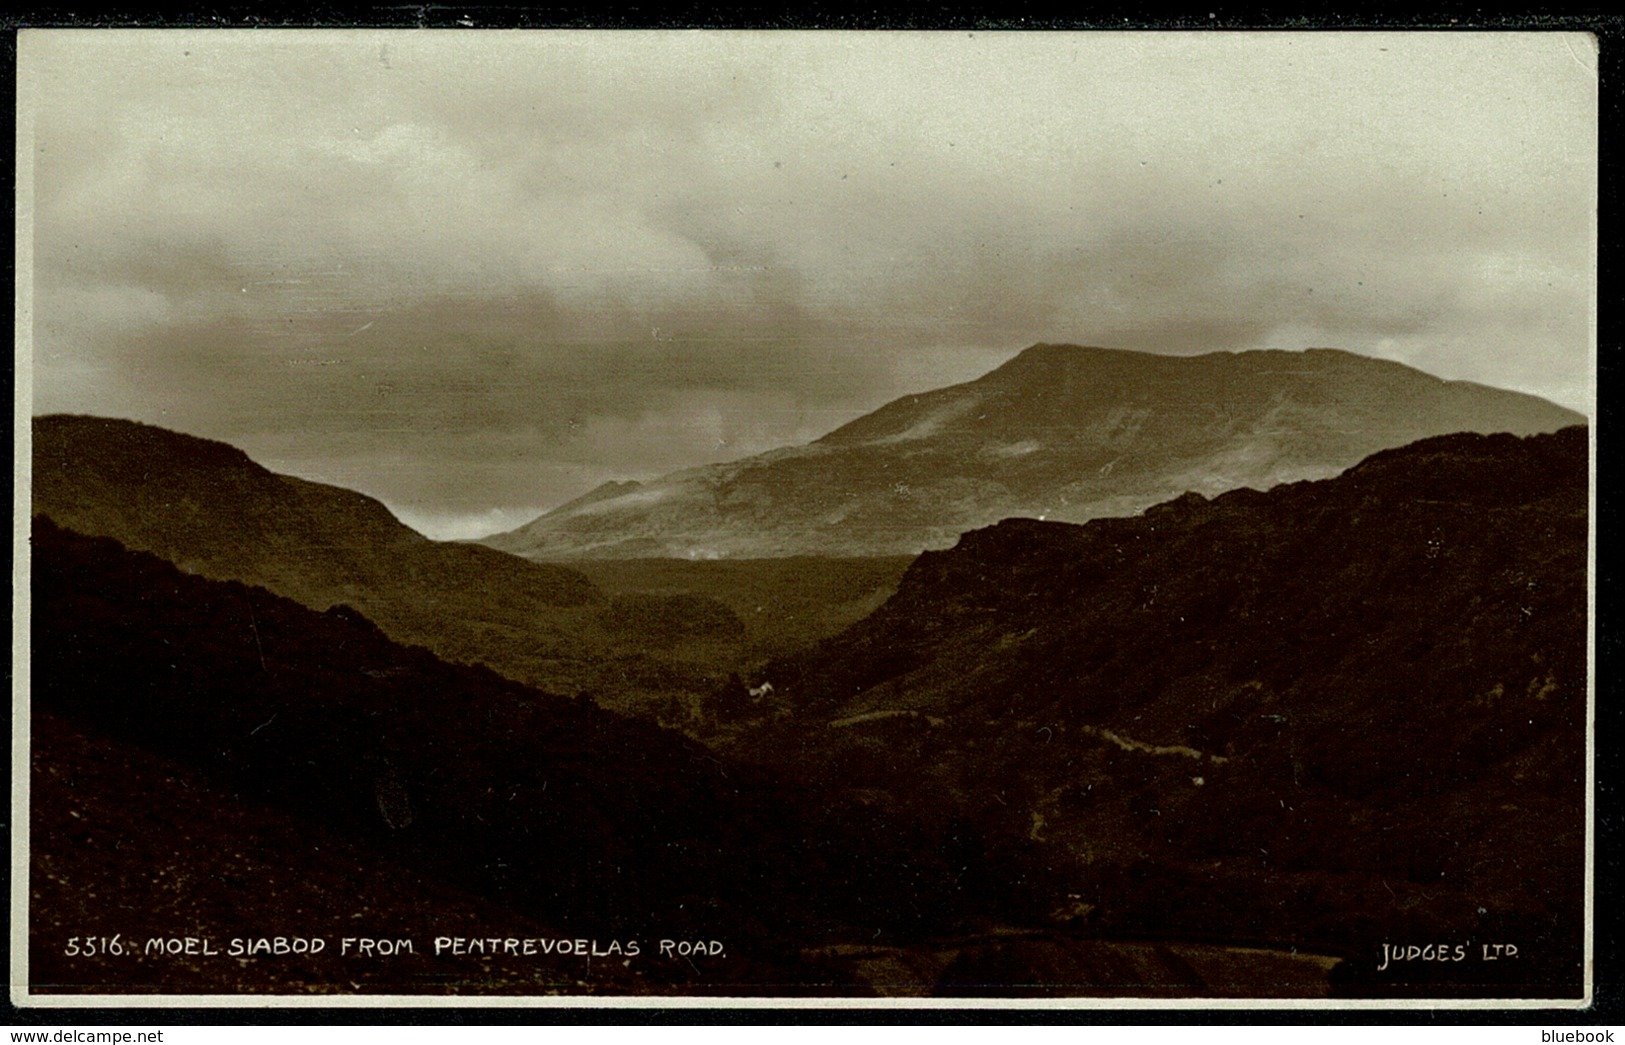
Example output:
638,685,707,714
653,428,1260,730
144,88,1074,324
23,30,1595,537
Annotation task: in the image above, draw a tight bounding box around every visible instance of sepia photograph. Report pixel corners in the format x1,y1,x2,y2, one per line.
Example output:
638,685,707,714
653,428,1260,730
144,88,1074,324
11,28,1596,1006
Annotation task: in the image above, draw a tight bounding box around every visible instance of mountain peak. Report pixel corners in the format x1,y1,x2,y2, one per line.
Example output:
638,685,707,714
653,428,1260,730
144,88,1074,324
485,345,1585,559
980,343,1138,379
987,343,1372,380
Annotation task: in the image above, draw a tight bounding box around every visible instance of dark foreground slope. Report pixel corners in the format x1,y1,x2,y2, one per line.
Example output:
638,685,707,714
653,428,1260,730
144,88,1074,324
30,518,1011,993
735,427,1590,998
30,710,592,994
32,415,745,707
488,345,1583,559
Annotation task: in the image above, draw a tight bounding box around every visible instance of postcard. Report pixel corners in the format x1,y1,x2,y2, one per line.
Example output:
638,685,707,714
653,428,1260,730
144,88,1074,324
11,28,1597,1008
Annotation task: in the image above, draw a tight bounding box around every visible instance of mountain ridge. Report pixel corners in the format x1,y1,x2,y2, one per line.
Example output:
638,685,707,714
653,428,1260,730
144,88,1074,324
485,344,1584,559
30,414,743,703
721,425,1587,995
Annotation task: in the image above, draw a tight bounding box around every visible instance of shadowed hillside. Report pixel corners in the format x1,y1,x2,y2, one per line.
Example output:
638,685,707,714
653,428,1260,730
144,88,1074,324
31,415,749,708
30,710,602,995
30,517,1028,992
729,427,1589,998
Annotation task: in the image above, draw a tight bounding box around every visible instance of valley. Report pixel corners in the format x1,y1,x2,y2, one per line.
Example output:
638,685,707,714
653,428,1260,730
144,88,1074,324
26,346,1591,999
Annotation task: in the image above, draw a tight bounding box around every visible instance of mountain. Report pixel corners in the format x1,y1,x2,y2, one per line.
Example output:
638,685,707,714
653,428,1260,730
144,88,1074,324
31,415,743,703
727,427,1590,997
484,345,1585,560
29,417,1586,997
32,413,598,607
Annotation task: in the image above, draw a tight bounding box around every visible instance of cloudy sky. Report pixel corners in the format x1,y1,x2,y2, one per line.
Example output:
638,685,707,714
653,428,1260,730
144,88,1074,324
21,30,1597,538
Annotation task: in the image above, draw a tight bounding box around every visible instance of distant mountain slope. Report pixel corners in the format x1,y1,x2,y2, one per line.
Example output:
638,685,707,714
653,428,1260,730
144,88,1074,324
31,415,742,700
485,345,1584,559
732,427,1589,996
543,479,644,518
569,556,915,662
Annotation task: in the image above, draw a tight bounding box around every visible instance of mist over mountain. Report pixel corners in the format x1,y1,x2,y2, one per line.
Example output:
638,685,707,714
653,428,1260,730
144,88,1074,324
726,427,1589,996
485,345,1584,560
